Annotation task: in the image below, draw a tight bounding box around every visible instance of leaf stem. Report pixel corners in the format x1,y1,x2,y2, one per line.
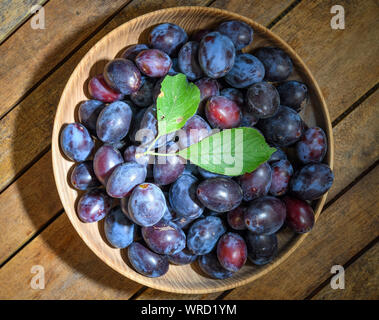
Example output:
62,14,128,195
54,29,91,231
145,151,178,157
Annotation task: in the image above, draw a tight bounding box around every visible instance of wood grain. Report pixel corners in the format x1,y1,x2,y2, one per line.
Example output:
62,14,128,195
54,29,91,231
0,0,131,118
0,214,142,300
51,6,331,294
0,0,214,119
0,151,61,265
0,0,299,270
327,91,379,201
211,0,294,26
0,0,376,195
1,165,376,299
312,242,379,300
271,0,379,121
0,0,211,193
0,0,47,44
222,166,379,300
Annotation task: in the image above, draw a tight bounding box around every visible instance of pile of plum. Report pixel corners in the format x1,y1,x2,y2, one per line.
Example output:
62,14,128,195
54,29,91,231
60,20,334,279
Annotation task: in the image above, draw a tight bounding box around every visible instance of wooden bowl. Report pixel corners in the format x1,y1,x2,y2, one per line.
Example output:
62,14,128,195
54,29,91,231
52,6,334,294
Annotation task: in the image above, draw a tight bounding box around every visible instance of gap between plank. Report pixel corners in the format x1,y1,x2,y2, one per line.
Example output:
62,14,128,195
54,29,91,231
217,160,379,300
0,0,134,122
0,0,50,46
0,0,376,300
332,82,379,128
304,236,379,300
0,209,63,269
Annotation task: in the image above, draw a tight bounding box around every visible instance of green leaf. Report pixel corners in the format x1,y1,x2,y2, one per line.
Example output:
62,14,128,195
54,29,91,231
178,127,276,176
156,74,201,136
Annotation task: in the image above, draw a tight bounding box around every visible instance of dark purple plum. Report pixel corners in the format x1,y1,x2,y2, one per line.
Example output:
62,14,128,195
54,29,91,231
198,252,233,279
197,178,243,213
225,54,265,88
104,58,141,95
154,142,186,186
167,248,197,265
296,127,327,164
123,145,150,166
78,100,105,135
168,57,179,75
135,49,172,78
106,162,147,198
88,74,123,103
258,106,303,147
128,107,147,144
217,232,247,272
169,174,204,218
128,183,167,227
104,206,135,248
183,163,199,177
195,77,220,101
177,115,211,149
245,196,286,235
121,44,149,61
127,242,169,277
246,82,280,118
269,160,293,196
148,23,188,56
60,123,94,162
220,88,244,108
240,109,259,128
276,80,308,112
130,77,155,107
238,162,272,201
197,167,227,179
205,96,241,129
135,105,175,148
227,206,247,230
283,196,315,233
246,233,278,265
142,220,186,255
268,147,287,163
96,101,133,143
77,189,112,223
217,20,253,50
173,215,198,229
178,41,203,80
254,47,293,81
198,31,236,79
93,145,123,185
162,203,177,222
187,216,226,255
290,163,334,200
191,29,212,42
70,161,100,190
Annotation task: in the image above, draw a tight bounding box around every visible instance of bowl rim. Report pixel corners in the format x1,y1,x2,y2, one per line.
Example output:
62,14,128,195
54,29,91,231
52,6,334,294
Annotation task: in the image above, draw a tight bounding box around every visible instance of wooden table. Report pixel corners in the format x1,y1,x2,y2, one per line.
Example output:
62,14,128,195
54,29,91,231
0,0,377,300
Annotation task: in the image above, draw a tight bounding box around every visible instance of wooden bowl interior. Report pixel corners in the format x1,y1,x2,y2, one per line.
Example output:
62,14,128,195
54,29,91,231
52,6,333,294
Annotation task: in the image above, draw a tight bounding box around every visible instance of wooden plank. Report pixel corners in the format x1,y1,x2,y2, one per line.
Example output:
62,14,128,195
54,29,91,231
271,0,379,121
312,242,379,300
2,160,376,299
327,91,379,201
211,0,294,26
222,166,379,300
117,91,379,300
0,0,47,44
0,0,131,118
0,0,377,194
0,151,61,265
0,214,142,299
0,0,213,260
0,0,378,298
0,0,211,193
